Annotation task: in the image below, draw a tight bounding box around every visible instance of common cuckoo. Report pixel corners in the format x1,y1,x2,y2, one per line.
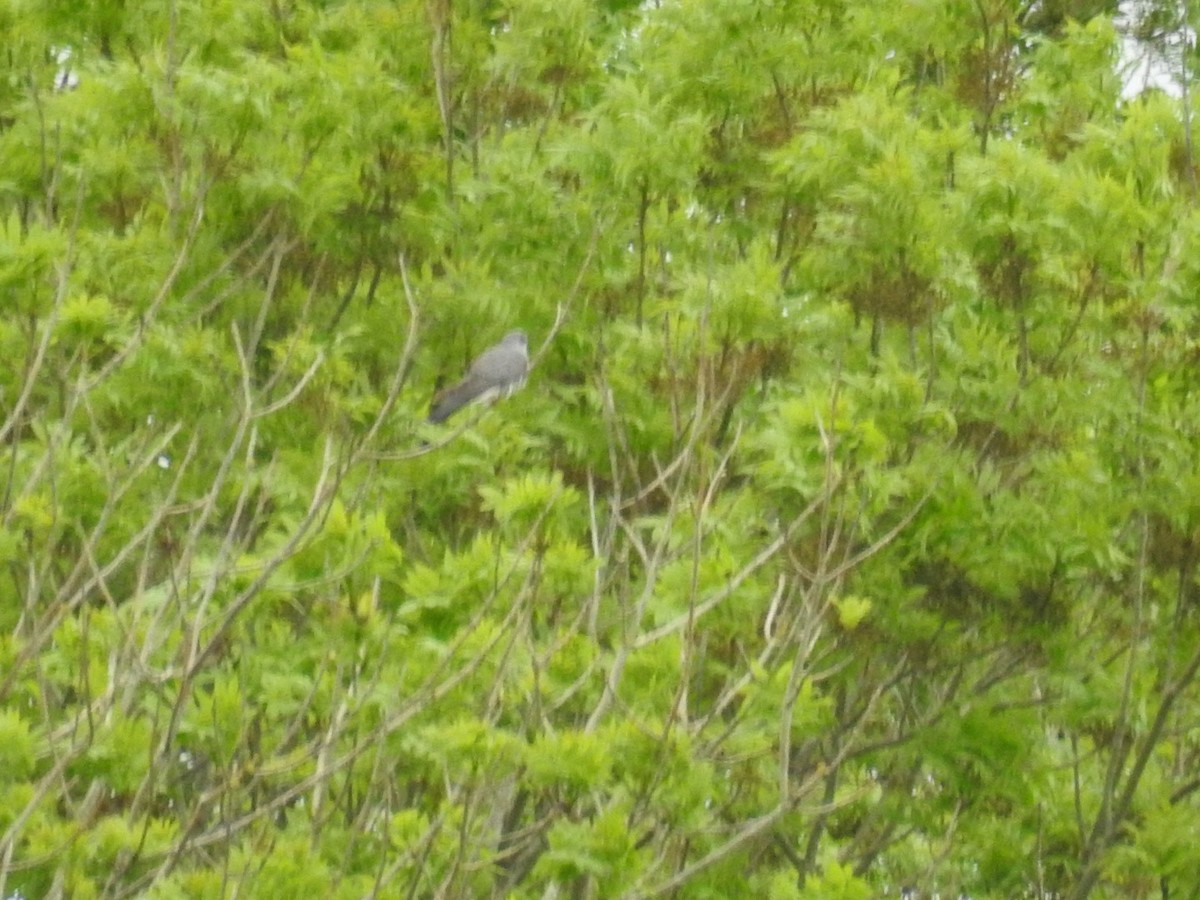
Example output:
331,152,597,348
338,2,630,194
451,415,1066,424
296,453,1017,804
427,330,529,424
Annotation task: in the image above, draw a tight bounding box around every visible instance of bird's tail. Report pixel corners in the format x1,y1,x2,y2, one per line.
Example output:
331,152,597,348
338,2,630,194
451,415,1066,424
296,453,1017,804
427,380,478,423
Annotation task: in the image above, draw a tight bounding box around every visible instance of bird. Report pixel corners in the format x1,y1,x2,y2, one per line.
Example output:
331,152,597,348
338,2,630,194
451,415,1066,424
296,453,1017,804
427,329,529,424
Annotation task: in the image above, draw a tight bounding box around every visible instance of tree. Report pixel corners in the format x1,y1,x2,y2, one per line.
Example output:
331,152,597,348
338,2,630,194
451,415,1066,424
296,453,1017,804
2,0,1199,897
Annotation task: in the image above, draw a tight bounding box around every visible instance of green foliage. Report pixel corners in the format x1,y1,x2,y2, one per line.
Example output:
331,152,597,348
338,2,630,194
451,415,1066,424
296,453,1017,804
798,861,872,900
1,0,1199,897
0,711,36,783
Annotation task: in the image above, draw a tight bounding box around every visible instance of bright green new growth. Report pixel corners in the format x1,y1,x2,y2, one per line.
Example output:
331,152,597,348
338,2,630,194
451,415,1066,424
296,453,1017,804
1,0,1199,897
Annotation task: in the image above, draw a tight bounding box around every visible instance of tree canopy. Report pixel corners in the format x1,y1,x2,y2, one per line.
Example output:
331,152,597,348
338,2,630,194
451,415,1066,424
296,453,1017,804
2,0,1200,897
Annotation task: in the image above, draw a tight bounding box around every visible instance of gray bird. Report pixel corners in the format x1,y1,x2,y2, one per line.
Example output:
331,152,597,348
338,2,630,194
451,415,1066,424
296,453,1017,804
428,330,529,424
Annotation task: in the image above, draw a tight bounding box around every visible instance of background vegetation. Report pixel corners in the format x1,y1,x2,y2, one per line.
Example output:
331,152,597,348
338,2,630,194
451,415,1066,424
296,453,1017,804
2,0,1200,896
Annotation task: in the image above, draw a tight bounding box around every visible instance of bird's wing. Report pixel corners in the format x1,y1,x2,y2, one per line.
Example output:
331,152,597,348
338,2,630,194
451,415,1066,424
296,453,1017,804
470,343,527,382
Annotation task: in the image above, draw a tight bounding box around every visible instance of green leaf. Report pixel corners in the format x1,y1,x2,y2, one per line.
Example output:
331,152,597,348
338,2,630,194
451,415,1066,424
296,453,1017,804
0,710,37,782
832,595,872,630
